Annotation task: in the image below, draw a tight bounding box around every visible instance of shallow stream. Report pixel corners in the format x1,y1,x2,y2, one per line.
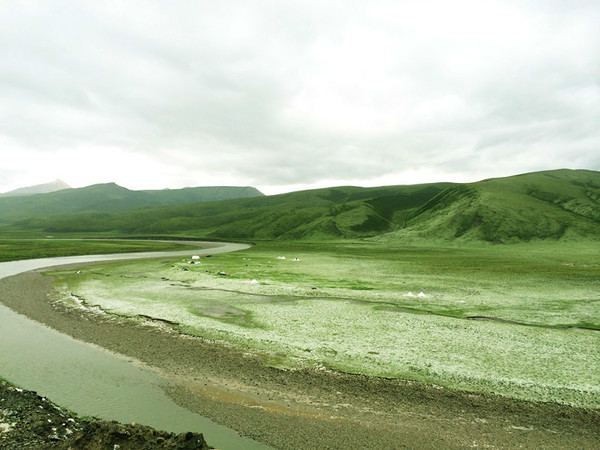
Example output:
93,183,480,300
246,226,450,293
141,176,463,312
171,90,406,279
0,241,267,449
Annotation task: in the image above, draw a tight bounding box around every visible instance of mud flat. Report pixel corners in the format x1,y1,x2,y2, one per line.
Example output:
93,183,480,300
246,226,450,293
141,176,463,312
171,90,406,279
1,270,599,449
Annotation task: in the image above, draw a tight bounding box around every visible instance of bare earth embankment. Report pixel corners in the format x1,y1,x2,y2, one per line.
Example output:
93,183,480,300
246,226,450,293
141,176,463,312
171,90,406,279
1,270,599,449
0,380,210,449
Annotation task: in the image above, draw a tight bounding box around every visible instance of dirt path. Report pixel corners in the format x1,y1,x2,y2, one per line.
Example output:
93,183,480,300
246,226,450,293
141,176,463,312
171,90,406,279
1,270,598,449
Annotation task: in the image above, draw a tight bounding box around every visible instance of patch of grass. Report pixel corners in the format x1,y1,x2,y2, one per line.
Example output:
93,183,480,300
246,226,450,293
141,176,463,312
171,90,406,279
51,241,600,408
0,239,190,262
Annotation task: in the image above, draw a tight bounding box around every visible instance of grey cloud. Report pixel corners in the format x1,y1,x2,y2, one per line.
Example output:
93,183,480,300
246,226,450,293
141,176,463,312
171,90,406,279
1,1,599,192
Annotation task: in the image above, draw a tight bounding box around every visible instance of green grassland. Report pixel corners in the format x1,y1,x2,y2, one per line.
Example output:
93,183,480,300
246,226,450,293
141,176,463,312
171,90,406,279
50,241,600,409
0,239,190,262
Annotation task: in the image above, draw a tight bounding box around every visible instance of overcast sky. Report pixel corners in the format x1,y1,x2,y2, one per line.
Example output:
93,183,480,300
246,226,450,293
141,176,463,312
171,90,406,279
1,0,599,194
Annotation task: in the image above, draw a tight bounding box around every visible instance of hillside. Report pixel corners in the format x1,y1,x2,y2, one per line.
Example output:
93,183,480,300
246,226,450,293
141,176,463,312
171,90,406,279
0,183,263,225
384,169,600,243
10,183,453,239
5,169,600,243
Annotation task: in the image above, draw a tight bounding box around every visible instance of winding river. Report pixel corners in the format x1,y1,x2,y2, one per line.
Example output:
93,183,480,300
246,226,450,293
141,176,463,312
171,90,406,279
0,241,267,449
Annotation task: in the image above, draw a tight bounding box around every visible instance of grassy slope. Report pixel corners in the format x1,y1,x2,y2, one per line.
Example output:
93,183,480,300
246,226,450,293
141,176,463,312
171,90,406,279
0,183,263,225
381,169,600,243
12,183,453,240
6,169,600,244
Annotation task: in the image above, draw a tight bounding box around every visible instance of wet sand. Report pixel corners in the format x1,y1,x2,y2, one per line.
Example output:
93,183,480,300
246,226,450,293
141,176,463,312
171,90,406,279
1,268,599,449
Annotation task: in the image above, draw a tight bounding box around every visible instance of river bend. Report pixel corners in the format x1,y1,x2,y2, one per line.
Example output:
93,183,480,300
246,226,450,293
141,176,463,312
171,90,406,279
0,241,266,449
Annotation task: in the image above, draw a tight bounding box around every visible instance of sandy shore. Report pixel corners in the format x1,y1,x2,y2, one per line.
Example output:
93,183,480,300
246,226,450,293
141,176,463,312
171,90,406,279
1,268,599,449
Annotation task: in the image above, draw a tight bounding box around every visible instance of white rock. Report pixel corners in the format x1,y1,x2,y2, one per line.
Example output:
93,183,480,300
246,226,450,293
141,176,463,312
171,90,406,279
0,423,14,433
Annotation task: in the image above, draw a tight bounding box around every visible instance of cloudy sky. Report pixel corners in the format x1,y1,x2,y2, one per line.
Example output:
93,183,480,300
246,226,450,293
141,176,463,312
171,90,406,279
1,0,599,194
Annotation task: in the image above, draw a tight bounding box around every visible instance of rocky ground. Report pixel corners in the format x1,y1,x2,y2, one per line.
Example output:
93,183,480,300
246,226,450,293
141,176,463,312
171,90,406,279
0,381,211,449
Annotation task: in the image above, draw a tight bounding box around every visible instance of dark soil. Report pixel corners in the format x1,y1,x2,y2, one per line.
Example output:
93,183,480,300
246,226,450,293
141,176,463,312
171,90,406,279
0,381,210,449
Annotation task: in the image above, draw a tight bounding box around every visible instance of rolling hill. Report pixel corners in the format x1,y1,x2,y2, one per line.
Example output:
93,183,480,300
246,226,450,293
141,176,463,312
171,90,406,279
388,169,600,243
10,183,453,239
0,183,263,225
4,169,600,243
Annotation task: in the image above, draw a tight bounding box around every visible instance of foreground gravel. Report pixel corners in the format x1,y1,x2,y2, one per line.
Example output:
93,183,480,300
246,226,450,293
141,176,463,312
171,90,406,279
0,380,211,449
1,269,599,449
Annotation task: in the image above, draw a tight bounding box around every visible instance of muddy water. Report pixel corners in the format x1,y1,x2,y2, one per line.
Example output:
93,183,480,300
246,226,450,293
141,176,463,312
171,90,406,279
0,242,268,449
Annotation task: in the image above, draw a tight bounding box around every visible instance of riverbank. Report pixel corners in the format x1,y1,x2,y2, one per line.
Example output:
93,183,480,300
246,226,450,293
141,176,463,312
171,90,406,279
0,380,211,449
1,269,599,449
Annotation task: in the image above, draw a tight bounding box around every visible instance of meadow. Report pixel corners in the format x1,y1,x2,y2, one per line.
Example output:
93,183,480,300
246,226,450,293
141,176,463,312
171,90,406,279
0,238,190,262
50,240,600,409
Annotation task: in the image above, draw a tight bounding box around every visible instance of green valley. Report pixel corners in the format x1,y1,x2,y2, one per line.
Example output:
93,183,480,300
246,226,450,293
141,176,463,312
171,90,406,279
2,168,599,431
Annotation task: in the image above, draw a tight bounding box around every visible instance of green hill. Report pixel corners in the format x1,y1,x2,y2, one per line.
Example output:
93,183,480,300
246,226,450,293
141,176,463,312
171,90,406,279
0,183,263,225
384,169,600,243
11,183,452,239
5,169,600,243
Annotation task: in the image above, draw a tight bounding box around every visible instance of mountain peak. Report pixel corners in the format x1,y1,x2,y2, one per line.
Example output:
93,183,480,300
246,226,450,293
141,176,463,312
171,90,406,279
1,179,71,197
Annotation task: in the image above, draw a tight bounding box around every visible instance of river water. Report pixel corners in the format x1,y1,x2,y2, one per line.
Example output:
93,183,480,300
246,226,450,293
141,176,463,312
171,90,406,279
0,241,268,449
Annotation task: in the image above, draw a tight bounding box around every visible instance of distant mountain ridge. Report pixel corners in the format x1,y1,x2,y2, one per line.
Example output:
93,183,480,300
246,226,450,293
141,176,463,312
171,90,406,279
0,183,263,225
3,169,600,243
8,183,453,237
0,179,71,197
